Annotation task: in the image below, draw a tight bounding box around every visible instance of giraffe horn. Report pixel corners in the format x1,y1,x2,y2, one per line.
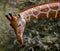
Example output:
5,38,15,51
9,13,13,17
5,15,11,21
8,13,16,20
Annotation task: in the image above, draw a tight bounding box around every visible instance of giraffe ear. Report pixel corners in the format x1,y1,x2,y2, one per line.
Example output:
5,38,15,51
18,14,21,18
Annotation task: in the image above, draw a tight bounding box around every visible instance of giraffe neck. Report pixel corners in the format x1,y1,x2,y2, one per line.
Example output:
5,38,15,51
20,2,60,22
16,2,60,45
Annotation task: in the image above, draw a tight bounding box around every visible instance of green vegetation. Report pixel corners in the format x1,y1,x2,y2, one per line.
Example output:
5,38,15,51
0,0,60,51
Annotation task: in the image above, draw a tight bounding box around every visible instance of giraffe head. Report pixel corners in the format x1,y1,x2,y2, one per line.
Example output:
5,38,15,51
5,13,25,45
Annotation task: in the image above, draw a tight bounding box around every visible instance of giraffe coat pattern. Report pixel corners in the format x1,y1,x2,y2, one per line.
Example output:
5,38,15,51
20,2,60,21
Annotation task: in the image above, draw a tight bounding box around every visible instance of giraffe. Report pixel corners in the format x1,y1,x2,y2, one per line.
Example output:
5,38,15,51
5,2,60,45
54,0,60,1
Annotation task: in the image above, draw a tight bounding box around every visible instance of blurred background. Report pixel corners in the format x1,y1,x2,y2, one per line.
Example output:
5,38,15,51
0,0,60,51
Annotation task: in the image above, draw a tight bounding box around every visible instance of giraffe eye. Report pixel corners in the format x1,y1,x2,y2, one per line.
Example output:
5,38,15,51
18,24,21,27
